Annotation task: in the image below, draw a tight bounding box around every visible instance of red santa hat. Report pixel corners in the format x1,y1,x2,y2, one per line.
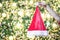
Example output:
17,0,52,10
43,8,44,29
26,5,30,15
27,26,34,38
27,6,48,38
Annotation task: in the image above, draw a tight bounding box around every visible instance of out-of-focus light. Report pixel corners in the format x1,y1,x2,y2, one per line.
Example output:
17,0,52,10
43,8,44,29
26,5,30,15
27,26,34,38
14,22,23,29
46,21,50,27
11,10,15,13
25,0,28,5
27,35,35,38
29,0,33,5
41,14,45,19
16,22,21,28
0,3,2,7
25,10,31,16
6,13,10,19
2,13,6,17
58,4,60,7
15,31,20,36
41,14,46,21
52,23,57,29
46,14,51,19
0,18,3,22
19,18,23,23
9,36,13,40
12,3,17,7
13,16,17,20
18,9,24,17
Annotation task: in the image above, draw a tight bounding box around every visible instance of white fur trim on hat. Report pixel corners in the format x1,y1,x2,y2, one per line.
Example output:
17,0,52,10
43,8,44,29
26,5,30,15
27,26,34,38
27,30,48,38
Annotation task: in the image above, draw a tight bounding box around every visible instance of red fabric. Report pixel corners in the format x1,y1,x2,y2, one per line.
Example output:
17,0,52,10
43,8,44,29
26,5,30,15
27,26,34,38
28,6,46,31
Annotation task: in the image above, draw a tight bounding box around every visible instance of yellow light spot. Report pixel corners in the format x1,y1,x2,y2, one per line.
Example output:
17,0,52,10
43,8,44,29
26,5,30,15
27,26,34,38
2,13,6,17
9,36,13,40
0,3,2,7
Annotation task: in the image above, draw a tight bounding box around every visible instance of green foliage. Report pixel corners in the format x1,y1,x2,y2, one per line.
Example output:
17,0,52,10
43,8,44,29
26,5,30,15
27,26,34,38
0,0,60,40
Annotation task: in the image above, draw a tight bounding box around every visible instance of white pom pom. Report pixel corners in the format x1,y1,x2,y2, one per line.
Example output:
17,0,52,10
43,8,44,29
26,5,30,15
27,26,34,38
40,1,46,5
34,2,39,6
36,2,39,6
34,1,46,6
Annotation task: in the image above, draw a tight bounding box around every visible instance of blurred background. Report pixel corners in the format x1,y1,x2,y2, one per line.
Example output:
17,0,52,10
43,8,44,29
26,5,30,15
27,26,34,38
0,0,60,40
